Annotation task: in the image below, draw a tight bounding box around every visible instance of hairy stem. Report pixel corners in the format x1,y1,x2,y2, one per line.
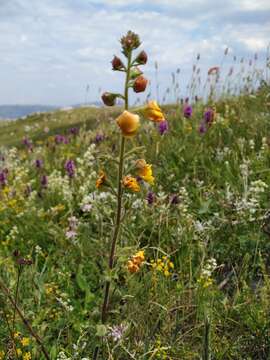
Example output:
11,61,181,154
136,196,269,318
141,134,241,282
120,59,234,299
93,51,132,360
0,278,50,360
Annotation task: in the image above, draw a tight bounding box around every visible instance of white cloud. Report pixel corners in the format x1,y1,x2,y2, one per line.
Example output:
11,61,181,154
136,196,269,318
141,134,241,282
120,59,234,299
0,0,269,105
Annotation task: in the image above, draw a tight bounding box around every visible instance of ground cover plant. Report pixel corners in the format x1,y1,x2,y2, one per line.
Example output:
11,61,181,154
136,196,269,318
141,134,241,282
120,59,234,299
0,31,270,359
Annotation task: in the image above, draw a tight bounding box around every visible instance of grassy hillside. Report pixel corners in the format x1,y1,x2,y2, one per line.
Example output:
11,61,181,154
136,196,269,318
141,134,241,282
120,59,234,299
0,85,270,359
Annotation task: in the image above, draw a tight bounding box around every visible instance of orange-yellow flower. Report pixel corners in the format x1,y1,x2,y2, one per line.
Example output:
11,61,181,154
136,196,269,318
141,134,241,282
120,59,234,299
136,159,154,185
122,175,140,192
96,171,106,189
144,100,165,122
116,111,140,137
127,260,139,273
132,250,145,265
127,250,145,273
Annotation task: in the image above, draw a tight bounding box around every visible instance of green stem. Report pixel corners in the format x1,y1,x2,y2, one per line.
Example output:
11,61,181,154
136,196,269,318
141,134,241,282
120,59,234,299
93,51,132,360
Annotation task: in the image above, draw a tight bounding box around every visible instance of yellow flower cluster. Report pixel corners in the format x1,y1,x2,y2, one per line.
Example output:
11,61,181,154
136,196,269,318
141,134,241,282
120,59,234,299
136,159,154,185
122,175,140,192
11,333,31,359
127,250,145,273
0,351,4,360
197,275,213,288
150,256,174,277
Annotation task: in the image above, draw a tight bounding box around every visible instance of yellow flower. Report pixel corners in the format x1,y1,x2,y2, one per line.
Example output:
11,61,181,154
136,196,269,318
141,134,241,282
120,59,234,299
0,351,5,360
23,352,31,360
133,250,145,265
144,100,165,122
96,171,106,189
136,159,154,185
116,110,140,137
14,331,21,339
122,175,140,192
21,337,30,347
16,348,23,357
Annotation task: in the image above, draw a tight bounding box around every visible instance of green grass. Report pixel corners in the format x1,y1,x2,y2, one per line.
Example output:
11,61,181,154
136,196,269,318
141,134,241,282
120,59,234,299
0,86,270,359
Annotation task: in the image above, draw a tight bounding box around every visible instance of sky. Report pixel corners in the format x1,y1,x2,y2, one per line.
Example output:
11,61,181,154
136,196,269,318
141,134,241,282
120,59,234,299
0,0,269,105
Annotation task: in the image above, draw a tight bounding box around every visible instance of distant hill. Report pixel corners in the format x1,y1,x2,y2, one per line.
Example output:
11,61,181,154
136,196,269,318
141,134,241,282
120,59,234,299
0,105,59,120
0,102,102,120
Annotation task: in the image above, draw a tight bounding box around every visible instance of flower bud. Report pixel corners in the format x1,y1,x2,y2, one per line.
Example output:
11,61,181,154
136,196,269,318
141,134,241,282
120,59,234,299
101,92,117,106
120,31,141,56
130,67,142,80
135,50,147,65
111,55,125,71
116,111,140,137
133,76,148,93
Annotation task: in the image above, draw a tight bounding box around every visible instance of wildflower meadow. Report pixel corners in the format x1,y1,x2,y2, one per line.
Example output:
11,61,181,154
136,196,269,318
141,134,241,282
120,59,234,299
0,31,270,359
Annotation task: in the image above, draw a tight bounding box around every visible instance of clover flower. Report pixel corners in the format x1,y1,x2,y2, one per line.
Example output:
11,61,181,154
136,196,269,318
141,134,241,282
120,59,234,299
108,324,128,342
158,120,169,135
65,159,76,178
35,159,43,169
183,104,193,118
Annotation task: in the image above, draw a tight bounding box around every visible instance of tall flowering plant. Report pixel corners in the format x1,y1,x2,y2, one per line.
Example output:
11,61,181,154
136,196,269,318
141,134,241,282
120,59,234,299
94,31,165,358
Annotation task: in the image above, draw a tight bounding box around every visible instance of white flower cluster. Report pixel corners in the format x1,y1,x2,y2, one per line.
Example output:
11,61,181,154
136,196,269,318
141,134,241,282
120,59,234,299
235,179,268,221
56,294,74,312
47,170,73,203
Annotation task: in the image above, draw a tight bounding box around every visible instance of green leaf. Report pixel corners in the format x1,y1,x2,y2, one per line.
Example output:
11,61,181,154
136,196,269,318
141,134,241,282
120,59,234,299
96,324,107,337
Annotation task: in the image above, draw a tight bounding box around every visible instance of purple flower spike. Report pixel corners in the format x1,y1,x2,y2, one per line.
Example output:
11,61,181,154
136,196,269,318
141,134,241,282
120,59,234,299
55,134,69,145
170,194,179,205
22,137,33,151
204,108,215,125
146,191,155,205
183,105,192,119
65,159,76,178
41,175,48,188
69,127,79,136
95,133,105,144
0,169,8,187
158,120,169,135
35,159,43,169
198,121,207,135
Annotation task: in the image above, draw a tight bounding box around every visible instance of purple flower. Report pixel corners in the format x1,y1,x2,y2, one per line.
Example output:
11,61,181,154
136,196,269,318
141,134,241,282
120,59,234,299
198,121,207,135
22,137,33,151
170,194,179,205
0,169,8,187
35,159,43,169
65,160,76,178
95,133,105,144
108,324,127,342
146,191,155,205
158,120,169,135
69,127,79,136
41,175,48,188
55,134,69,145
203,108,215,124
183,105,192,119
